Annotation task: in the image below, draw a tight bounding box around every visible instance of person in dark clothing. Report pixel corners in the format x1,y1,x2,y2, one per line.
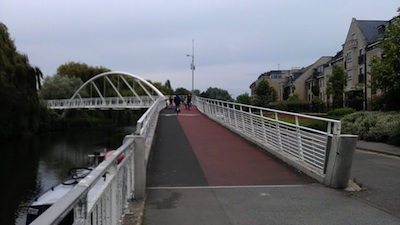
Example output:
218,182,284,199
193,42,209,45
186,94,192,110
173,94,181,114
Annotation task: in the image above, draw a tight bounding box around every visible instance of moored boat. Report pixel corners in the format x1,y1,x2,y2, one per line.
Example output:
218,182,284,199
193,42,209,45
26,151,110,225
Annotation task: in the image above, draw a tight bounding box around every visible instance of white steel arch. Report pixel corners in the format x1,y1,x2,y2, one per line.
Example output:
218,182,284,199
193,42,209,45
45,71,166,110
70,71,164,100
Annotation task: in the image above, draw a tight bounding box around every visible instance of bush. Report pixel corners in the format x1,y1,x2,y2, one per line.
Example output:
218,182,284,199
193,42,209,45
327,107,355,119
300,120,327,132
341,111,400,144
388,123,400,146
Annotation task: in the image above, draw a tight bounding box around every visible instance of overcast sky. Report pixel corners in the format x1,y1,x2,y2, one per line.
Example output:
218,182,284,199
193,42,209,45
1,1,399,97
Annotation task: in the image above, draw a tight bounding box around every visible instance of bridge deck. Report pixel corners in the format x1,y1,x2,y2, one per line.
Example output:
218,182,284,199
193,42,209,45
146,107,311,188
137,106,400,225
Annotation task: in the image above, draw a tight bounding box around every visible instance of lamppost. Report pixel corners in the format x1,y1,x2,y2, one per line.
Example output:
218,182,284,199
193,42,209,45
186,39,195,94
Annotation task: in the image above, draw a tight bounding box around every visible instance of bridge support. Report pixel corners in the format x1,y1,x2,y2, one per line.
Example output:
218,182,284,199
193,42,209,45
324,134,358,188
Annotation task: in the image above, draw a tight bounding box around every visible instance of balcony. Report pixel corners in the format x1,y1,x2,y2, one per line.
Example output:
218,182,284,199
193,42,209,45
346,39,358,49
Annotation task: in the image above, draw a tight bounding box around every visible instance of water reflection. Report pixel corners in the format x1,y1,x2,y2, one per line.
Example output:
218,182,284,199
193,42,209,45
0,126,134,225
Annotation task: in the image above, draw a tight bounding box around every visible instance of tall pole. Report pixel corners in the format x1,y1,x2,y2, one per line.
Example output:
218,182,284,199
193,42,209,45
187,39,195,94
191,39,195,94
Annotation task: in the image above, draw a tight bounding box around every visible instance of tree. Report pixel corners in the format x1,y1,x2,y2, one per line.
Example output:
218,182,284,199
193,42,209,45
201,87,233,101
253,79,277,107
286,93,304,103
326,66,347,108
0,22,43,138
57,61,110,82
33,66,43,89
192,89,201,96
163,80,174,95
38,74,85,99
175,87,191,95
236,93,252,105
370,16,400,110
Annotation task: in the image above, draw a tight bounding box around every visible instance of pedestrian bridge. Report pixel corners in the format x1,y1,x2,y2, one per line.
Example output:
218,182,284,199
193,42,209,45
31,71,358,225
45,71,164,111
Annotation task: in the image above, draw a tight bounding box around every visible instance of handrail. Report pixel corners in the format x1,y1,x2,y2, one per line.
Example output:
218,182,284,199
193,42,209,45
45,96,158,110
194,96,342,180
30,96,165,225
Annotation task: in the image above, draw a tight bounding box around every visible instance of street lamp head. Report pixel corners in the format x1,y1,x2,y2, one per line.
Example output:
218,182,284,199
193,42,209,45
186,54,191,57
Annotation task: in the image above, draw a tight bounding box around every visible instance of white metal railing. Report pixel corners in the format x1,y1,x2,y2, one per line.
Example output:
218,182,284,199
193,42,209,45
46,96,158,110
194,96,341,176
30,96,165,225
135,97,166,159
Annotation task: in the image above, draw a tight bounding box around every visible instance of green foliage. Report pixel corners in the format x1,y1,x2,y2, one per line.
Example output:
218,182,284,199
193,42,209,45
200,87,233,101
369,17,400,110
327,107,355,119
326,66,347,108
0,22,41,138
236,92,252,105
39,74,85,99
388,123,400,146
272,95,326,113
341,111,400,143
163,80,174,95
37,104,66,133
286,93,304,103
192,89,201,96
149,80,174,95
175,87,191,95
311,96,324,111
57,61,110,82
274,116,327,132
300,119,327,132
253,79,277,107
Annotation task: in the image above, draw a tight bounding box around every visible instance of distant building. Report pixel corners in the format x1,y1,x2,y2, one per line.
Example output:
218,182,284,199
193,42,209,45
250,68,301,101
341,18,386,109
249,16,394,110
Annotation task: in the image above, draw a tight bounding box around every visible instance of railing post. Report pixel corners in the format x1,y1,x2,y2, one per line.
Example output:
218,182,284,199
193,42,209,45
324,134,358,188
295,116,304,161
73,195,88,225
109,162,119,225
249,107,255,137
134,135,146,199
274,112,283,151
123,135,135,200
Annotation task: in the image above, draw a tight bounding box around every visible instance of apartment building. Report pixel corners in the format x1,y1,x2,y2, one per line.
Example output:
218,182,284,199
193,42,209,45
284,56,332,102
342,18,386,109
250,69,299,101
250,16,391,110
305,50,343,106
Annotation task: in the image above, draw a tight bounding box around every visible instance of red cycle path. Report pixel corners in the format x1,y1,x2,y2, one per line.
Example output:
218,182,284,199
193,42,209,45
177,107,312,186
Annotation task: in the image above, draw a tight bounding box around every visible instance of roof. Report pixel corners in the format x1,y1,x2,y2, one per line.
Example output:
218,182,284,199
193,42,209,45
357,20,386,44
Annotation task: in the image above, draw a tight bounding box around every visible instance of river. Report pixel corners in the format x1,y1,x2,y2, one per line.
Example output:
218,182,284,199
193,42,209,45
0,126,135,225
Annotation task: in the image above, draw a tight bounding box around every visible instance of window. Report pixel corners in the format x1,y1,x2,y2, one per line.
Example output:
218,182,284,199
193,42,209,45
351,33,357,40
270,71,281,79
317,65,324,73
347,70,353,80
346,52,352,62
